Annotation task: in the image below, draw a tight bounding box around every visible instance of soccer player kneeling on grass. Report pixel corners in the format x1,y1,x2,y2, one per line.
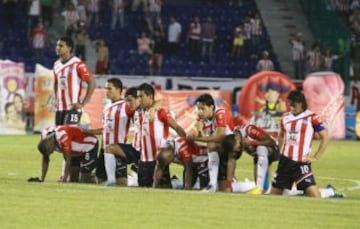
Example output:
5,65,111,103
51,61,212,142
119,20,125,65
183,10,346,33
28,125,98,183
153,137,209,190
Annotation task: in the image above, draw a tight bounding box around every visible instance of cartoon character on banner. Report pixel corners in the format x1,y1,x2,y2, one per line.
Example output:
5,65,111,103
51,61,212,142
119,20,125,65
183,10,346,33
250,82,291,132
237,71,296,134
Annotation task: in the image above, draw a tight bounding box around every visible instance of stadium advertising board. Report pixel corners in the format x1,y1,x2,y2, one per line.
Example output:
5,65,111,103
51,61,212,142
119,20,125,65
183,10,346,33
0,60,26,134
33,64,55,132
303,72,345,139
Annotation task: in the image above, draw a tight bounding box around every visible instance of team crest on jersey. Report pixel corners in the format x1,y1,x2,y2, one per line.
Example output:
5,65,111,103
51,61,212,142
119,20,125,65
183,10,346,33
106,118,114,129
59,75,67,89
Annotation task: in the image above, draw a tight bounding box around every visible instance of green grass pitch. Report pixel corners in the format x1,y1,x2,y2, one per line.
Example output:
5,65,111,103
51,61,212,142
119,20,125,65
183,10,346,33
0,135,359,228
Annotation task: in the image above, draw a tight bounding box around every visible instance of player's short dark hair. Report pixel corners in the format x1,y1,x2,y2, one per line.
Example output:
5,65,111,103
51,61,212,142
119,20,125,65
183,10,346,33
222,134,236,154
125,87,138,98
107,78,123,90
287,90,307,110
222,133,243,160
59,36,74,52
38,136,54,156
138,83,155,97
196,93,215,108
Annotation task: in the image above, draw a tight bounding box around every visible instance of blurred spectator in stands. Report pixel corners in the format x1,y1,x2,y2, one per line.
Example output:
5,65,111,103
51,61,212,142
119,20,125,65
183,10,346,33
243,16,252,55
137,32,152,55
62,2,80,37
146,0,161,31
349,5,360,36
149,19,166,75
187,16,202,60
323,47,342,71
231,23,244,58
307,42,322,73
167,16,182,55
41,0,53,27
289,32,306,79
95,39,109,75
87,0,100,27
31,21,46,64
75,22,88,61
256,51,274,71
132,0,147,12
28,0,41,38
110,0,126,30
250,13,263,53
77,0,88,25
3,0,16,26
201,16,216,60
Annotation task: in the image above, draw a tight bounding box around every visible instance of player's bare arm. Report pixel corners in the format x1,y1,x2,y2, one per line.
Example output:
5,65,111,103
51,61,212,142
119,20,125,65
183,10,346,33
40,155,50,182
306,129,329,163
183,161,193,190
61,154,72,182
226,156,236,192
169,120,186,137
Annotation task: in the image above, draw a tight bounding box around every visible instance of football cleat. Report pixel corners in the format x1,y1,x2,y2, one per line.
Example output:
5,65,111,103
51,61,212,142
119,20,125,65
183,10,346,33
326,184,345,198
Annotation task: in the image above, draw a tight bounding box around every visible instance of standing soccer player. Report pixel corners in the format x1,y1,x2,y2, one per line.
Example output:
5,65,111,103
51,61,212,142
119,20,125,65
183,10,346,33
270,90,329,197
187,93,234,192
53,36,96,126
137,83,186,187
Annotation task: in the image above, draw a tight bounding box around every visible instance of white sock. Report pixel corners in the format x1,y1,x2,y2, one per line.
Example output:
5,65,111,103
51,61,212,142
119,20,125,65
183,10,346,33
61,160,66,177
256,146,269,191
104,153,116,183
127,173,138,187
192,177,200,190
207,151,219,189
319,188,335,198
171,177,184,189
232,180,256,193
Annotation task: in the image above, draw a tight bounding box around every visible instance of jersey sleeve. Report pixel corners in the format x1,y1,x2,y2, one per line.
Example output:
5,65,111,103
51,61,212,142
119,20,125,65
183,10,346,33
312,114,325,132
77,62,92,81
158,107,174,124
245,125,268,140
58,132,72,155
214,110,226,128
179,145,192,162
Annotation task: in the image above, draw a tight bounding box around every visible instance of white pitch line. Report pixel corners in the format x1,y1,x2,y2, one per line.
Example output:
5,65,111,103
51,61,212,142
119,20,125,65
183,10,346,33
317,176,360,191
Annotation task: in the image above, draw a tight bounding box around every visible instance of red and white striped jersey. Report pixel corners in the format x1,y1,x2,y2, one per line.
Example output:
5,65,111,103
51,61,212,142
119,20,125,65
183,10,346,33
53,56,92,111
102,100,134,147
199,107,234,136
131,108,142,151
140,107,173,162
53,125,98,156
162,137,208,164
280,110,325,162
